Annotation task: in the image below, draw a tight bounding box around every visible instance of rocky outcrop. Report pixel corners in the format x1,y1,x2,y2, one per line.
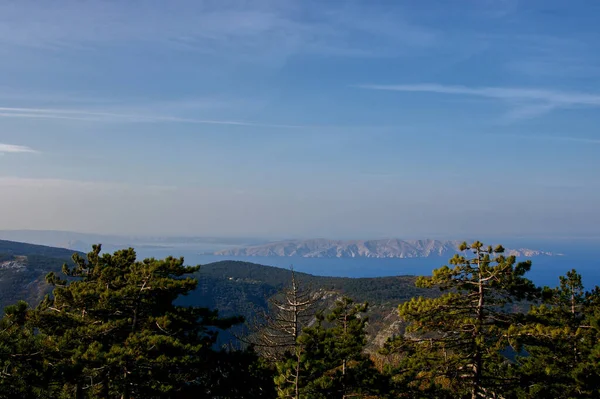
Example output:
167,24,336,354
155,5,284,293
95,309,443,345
211,238,558,259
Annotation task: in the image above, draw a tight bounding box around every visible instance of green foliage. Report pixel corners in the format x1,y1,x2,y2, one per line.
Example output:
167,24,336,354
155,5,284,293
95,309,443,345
392,241,539,398
35,245,252,398
0,301,50,399
276,297,388,399
512,269,600,398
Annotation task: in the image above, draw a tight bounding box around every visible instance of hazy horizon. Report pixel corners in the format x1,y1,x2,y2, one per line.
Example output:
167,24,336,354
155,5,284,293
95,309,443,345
2,228,600,244
1,1,599,239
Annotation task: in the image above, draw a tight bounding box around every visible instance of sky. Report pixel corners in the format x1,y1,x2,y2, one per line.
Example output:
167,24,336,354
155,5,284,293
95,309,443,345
1,0,599,239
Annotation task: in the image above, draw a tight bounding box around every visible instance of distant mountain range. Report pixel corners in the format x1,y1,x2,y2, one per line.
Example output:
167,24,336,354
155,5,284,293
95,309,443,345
0,232,561,260
210,238,560,259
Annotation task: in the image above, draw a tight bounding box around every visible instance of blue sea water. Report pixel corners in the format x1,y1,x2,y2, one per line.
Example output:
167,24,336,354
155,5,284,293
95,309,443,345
135,240,600,289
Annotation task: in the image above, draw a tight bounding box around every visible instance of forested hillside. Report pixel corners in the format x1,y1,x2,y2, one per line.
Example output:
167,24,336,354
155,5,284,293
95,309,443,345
190,260,430,315
0,240,78,311
0,240,80,258
188,261,434,347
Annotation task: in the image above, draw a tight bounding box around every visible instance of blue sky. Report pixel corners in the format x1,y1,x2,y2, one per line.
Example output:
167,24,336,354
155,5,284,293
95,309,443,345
0,0,599,239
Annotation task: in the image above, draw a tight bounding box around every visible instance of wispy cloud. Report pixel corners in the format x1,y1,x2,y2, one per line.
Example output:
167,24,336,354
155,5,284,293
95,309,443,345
502,103,560,121
499,134,600,145
0,106,302,128
357,83,600,119
0,176,172,191
0,1,438,61
0,143,38,154
357,84,600,106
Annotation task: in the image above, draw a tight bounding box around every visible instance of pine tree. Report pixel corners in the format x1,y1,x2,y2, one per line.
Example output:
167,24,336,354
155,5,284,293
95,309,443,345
575,285,600,394
380,330,456,398
395,241,538,398
276,296,387,399
184,347,277,398
318,297,371,398
0,301,49,399
514,270,600,398
37,245,242,398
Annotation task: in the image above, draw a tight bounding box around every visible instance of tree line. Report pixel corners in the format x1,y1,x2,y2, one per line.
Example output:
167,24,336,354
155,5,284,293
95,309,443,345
1,242,599,398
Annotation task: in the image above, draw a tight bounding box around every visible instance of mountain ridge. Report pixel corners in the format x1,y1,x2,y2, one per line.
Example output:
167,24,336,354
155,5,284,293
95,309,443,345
210,238,559,258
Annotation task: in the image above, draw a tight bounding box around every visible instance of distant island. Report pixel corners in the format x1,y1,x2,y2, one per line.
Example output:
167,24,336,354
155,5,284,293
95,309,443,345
208,238,560,259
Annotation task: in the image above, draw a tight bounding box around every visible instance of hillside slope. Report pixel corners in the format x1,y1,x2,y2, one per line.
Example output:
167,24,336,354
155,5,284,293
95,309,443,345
187,260,430,313
0,240,78,311
185,261,434,346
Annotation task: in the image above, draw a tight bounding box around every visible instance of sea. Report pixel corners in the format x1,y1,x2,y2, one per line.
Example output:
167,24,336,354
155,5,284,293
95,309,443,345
133,238,600,289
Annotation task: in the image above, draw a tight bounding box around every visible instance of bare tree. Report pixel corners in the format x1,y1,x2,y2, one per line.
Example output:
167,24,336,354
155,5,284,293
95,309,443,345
251,268,323,362
244,269,322,399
